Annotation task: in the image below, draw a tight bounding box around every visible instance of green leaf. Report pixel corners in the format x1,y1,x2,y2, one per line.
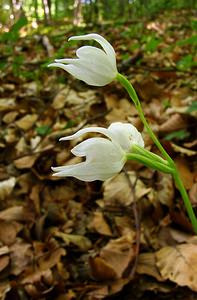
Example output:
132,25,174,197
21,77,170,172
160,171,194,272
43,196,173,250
176,54,195,70
63,120,76,129
11,16,28,33
177,35,197,46
0,16,28,42
164,130,190,141
145,37,161,52
187,101,197,113
36,125,52,136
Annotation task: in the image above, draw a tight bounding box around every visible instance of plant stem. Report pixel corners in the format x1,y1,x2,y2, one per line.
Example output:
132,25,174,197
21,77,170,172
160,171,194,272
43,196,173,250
116,72,197,234
174,172,197,234
116,73,174,166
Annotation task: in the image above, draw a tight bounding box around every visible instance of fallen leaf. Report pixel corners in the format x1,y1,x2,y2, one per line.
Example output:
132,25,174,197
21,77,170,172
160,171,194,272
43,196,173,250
53,231,92,251
2,111,18,124
0,221,22,245
10,239,33,275
175,157,194,189
103,172,151,206
14,154,38,169
171,143,197,156
0,281,11,300
0,98,16,111
156,173,174,207
0,177,16,201
88,211,113,236
0,256,9,272
38,248,66,271
137,252,163,281
89,256,117,280
15,114,38,131
159,113,187,133
0,206,32,222
156,243,197,292
90,234,135,280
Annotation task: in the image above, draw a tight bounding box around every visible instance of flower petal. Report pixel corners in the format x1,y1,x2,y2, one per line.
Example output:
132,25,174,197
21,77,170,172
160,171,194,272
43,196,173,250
52,137,125,181
59,126,110,141
68,33,117,69
108,122,144,151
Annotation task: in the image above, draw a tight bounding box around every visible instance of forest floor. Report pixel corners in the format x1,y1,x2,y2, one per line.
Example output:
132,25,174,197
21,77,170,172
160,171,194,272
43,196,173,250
0,8,197,300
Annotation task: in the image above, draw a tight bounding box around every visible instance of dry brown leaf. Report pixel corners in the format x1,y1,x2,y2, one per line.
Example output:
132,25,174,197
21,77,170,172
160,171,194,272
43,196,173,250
100,234,135,278
0,206,27,221
52,87,69,109
156,173,174,207
14,154,38,169
189,183,197,206
175,157,194,189
171,143,197,156
0,221,22,245
115,216,135,236
103,172,151,206
88,211,112,236
0,281,11,300
21,269,53,285
53,231,92,251
89,256,117,280
10,239,33,275
159,113,187,133
38,248,66,271
15,114,38,131
2,111,18,124
0,98,16,111
15,137,28,155
0,256,9,272
137,252,163,281
0,246,9,256
0,177,16,201
156,244,197,292
135,78,162,102
4,128,18,143
90,234,135,280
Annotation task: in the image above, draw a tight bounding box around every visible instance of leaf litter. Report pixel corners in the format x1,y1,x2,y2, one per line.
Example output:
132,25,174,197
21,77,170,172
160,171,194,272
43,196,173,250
0,8,197,300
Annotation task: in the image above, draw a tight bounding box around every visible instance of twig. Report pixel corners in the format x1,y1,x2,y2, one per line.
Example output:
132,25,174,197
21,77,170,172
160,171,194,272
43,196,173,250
123,168,141,279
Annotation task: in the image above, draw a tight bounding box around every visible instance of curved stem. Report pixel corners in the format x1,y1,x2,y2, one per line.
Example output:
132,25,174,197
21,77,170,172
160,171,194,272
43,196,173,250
116,73,174,166
173,172,197,234
116,72,197,234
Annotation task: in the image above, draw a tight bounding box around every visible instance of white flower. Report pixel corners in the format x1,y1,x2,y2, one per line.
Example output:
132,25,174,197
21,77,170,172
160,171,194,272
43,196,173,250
48,33,118,86
52,122,144,182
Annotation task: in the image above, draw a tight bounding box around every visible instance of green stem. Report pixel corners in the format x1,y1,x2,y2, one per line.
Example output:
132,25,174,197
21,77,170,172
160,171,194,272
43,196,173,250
116,72,197,234
126,153,174,174
174,172,197,234
116,73,174,166
132,144,169,166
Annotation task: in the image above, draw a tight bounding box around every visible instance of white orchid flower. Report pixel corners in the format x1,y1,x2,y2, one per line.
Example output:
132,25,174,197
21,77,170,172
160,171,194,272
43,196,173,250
52,122,144,182
48,33,118,86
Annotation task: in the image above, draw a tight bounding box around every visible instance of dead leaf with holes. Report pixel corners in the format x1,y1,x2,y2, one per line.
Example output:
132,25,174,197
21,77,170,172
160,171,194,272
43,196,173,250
156,243,197,292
